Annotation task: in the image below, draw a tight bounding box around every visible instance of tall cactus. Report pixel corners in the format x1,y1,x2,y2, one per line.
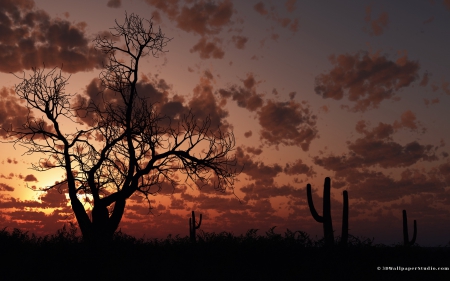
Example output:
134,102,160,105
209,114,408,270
189,211,202,243
402,209,417,246
307,177,349,247
340,190,349,247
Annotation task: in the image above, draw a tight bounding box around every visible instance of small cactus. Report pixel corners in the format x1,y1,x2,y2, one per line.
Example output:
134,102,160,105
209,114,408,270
189,211,202,242
403,209,417,246
307,177,349,248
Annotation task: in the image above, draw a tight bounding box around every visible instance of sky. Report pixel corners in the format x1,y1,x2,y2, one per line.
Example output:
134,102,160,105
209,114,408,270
0,0,450,247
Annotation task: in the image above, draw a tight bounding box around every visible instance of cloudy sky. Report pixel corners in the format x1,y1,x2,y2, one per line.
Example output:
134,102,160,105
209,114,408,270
1,0,450,246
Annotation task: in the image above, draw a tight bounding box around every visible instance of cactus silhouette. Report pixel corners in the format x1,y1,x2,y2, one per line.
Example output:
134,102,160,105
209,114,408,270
189,211,202,242
307,177,349,247
402,209,417,246
340,190,349,247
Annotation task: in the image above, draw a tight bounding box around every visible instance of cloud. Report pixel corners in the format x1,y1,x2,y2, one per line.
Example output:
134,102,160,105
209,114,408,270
314,116,438,172
0,183,14,192
364,6,389,36
284,159,315,177
285,0,297,12
253,1,299,32
244,130,252,138
6,158,18,164
232,35,248,49
314,51,420,112
330,167,447,202
0,0,105,73
218,73,264,111
241,183,303,201
235,147,283,185
190,37,225,59
254,2,268,15
188,76,230,132
0,87,33,138
144,0,236,61
258,100,318,150
106,0,121,8
175,0,233,35
246,146,263,155
24,174,38,182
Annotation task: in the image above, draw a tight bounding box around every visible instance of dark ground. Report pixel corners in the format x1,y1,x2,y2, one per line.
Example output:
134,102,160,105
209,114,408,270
1,227,449,280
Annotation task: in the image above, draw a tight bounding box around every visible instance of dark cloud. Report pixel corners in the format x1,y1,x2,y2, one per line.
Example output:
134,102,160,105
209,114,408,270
235,147,282,185
107,0,121,8
190,37,225,59
284,159,315,177
0,183,14,192
314,116,438,172
364,6,389,36
254,2,268,15
24,174,38,182
258,100,318,150
314,51,420,112
188,76,230,132
241,183,303,201
253,1,299,32
244,130,252,138
175,0,233,35
218,73,264,111
246,146,263,155
144,0,235,60
0,0,105,73
6,158,18,164
0,87,32,138
331,168,447,202
232,35,248,49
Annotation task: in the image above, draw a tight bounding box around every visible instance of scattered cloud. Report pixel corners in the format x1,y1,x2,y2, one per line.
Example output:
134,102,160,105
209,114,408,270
0,183,14,192
258,100,318,150
106,0,121,8
218,73,264,111
314,51,420,112
253,1,299,32
0,0,105,73
190,37,225,59
364,5,389,36
232,35,248,49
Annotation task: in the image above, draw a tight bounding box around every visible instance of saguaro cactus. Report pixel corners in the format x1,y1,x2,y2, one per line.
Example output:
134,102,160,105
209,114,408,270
307,177,349,247
189,211,202,242
402,209,417,246
340,190,349,247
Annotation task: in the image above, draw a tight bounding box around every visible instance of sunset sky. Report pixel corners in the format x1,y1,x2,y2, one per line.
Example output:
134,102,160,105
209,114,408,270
1,0,450,246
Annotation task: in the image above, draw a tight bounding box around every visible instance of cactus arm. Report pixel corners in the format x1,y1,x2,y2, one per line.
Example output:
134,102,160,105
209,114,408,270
307,184,324,223
196,213,202,229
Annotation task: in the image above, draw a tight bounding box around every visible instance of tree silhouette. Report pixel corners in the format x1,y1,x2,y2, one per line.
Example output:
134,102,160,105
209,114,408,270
5,13,240,243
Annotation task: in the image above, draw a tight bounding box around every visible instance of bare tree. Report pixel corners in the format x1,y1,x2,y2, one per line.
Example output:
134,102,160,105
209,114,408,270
5,13,240,243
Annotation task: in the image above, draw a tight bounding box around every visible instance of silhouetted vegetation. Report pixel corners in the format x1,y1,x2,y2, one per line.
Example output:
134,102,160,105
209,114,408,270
403,209,417,246
307,177,349,247
6,12,240,244
1,225,448,280
189,210,202,243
